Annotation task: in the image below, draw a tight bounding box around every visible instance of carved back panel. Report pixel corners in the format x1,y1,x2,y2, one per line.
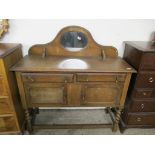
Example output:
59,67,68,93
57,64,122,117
29,26,118,58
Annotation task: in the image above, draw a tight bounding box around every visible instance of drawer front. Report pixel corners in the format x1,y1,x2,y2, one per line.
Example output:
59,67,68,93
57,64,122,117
22,73,73,83
129,100,155,112
77,73,126,82
81,83,123,106
140,53,155,71
24,83,67,107
133,88,155,99
0,76,7,96
0,98,13,115
128,114,155,125
0,117,17,132
136,72,155,88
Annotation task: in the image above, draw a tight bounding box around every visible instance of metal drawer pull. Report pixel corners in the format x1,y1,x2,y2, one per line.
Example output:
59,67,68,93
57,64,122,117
149,77,154,83
143,92,147,96
137,117,141,122
141,104,144,109
27,76,34,82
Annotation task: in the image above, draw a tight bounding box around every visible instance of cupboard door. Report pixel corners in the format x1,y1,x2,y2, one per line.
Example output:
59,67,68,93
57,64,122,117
81,83,122,106
24,83,67,107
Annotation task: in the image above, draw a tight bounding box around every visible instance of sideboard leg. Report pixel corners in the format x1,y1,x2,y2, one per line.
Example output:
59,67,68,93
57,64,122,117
112,108,122,132
25,109,33,134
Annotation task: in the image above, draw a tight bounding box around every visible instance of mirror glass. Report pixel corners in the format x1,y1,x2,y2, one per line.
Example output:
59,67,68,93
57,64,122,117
60,31,88,52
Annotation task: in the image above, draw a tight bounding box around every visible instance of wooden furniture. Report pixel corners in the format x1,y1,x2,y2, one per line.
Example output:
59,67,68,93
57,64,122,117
121,41,155,132
0,43,24,134
0,19,9,39
10,26,136,133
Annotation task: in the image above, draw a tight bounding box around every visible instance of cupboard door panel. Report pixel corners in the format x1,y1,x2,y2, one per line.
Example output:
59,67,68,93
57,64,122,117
81,83,123,106
24,83,67,107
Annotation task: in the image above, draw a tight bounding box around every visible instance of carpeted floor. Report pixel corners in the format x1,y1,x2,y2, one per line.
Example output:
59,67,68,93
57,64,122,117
30,109,155,135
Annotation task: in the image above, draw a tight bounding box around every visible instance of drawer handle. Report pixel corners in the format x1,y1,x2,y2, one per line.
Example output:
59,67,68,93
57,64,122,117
137,117,141,122
143,92,147,96
149,77,154,83
27,76,34,82
141,104,144,109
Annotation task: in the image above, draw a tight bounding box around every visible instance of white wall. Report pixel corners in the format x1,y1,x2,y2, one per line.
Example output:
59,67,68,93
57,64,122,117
1,19,155,57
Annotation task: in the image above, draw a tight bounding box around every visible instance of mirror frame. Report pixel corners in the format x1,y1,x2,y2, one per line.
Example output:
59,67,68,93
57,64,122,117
0,19,9,39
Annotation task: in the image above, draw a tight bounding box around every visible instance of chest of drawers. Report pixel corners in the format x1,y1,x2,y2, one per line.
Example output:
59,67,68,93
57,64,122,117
0,43,24,134
121,41,155,132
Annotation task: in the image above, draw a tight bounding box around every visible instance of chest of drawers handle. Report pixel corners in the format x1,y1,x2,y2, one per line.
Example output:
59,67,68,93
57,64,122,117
137,117,142,122
143,92,147,96
148,77,154,83
141,103,144,109
27,76,34,82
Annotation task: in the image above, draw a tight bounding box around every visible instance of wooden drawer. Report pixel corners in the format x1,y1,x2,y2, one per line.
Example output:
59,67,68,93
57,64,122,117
22,73,73,83
132,88,155,99
136,72,155,88
127,113,155,125
129,99,155,112
77,73,126,82
0,76,7,96
140,53,155,71
0,98,13,115
0,116,17,132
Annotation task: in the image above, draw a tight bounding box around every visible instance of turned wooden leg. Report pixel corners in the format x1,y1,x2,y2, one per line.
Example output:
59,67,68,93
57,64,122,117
105,108,109,114
112,108,122,132
25,109,33,134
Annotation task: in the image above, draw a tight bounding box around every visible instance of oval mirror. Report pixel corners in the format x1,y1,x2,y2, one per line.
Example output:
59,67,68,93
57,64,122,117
60,31,88,52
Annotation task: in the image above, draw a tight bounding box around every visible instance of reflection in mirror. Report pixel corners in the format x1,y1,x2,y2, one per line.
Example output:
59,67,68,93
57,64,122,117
61,31,88,52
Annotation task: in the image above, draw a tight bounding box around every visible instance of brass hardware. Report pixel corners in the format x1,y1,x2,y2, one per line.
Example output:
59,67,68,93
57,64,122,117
149,77,154,83
101,49,106,60
27,76,34,82
115,76,118,83
64,79,67,83
143,92,147,96
42,47,47,58
141,104,144,109
137,117,141,122
126,67,131,70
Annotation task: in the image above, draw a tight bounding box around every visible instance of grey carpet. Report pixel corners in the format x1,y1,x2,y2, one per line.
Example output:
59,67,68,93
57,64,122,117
31,109,155,135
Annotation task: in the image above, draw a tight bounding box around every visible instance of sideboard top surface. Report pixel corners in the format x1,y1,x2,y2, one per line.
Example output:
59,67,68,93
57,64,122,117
10,55,136,73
